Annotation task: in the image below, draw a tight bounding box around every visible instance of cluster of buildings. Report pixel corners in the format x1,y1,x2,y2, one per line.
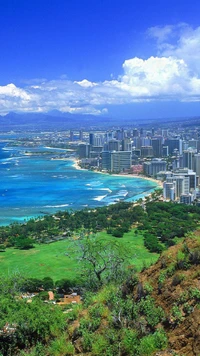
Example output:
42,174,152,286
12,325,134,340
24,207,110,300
74,126,200,204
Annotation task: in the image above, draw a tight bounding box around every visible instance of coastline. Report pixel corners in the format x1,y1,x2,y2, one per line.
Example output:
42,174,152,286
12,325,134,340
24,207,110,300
71,157,163,190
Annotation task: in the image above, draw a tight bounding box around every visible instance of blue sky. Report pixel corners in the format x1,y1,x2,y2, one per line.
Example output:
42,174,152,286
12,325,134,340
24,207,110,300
1,0,200,119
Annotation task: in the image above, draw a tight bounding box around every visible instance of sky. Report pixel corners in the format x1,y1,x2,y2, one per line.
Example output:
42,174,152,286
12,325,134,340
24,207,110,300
1,0,200,119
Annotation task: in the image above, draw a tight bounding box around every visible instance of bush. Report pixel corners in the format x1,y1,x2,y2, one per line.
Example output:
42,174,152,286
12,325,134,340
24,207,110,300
91,334,109,355
121,329,139,355
48,336,75,356
42,277,54,290
138,329,168,356
138,296,165,328
144,234,164,253
112,229,124,238
171,305,184,325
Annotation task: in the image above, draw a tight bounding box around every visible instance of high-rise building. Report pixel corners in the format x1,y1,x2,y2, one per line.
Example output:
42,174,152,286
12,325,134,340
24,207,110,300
163,175,190,200
163,181,175,200
173,168,196,191
101,151,111,171
111,151,131,173
132,129,139,137
183,149,196,170
78,143,91,159
101,151,131,172
70,131,74,141
141,146,153,158
122,138,132,151
151,138,162,157
143,159,167,176
89,133,95,146
180,194,194,204
108,139,120,151
141,137,151,146
162,146,169,157
164,138,182,155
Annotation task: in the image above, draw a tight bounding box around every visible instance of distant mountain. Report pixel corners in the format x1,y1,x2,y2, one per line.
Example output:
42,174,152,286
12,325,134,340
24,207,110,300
0,111,117,131
0,111,200,131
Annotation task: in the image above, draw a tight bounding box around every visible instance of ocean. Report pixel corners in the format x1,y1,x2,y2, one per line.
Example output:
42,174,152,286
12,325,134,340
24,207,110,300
0,138,157,226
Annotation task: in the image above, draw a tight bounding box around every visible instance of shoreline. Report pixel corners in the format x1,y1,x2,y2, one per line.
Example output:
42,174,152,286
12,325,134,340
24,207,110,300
71,158,163,189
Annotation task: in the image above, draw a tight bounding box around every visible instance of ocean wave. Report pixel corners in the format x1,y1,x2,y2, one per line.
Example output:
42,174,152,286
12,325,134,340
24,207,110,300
99,188,112,193
116,190,128,197
44,204,69,208
44,146,66,150
93,195,107,201
9,175,23,178
1,156,21,162
2,147,14,151
89,181,103,187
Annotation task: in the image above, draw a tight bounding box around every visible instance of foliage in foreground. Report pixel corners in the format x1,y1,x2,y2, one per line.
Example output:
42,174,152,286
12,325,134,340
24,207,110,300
0,232,200,355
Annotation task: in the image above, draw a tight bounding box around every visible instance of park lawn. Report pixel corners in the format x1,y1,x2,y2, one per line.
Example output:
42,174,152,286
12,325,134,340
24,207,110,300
0,230,159,281
0,239,80,281
97,230,159,270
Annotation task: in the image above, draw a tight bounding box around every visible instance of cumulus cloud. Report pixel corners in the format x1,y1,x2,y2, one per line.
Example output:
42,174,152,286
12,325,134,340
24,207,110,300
147,23,200,73
1,23,200,115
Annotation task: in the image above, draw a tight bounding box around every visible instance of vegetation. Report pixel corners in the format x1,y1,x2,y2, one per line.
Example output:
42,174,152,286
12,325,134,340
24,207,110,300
0,230,159,280
0,232,199,355
1,200,199,257
0,201,200,355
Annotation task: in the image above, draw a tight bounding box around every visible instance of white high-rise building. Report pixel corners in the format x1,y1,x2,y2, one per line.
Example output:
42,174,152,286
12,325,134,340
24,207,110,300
163,168,196,201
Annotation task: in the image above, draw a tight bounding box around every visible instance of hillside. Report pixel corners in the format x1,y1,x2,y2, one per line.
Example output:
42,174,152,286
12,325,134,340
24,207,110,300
0,202,199,355
138,235,200,355
66,235,200,356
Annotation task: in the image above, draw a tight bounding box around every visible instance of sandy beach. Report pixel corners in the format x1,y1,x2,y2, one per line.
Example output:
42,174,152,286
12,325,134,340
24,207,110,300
71,158,163,189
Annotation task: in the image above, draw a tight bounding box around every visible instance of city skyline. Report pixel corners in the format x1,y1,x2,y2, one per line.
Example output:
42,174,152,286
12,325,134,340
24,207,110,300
1,0,200,119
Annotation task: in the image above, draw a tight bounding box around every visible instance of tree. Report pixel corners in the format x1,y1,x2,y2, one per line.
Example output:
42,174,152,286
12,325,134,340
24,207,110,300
42,277,54,291
75,235,130,289
15,237,34,250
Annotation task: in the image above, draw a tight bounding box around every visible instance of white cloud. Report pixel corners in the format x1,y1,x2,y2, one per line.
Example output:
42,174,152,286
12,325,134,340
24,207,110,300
0,83,31,100
148,24,200,73
1,24,200,115
74,79,97,88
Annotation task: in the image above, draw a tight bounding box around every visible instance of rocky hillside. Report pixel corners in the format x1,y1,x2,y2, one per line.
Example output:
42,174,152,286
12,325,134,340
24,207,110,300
138,234,200,356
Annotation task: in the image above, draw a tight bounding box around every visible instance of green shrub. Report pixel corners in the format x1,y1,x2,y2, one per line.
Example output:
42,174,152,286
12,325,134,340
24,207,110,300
48,336,75,356
188,287,200,301
138,329,168,355
143,283,153,295
91,334,109,355
82,330,93,352
166,263,176,277
138,296,165,328
171,305,184,325
121,329,139,355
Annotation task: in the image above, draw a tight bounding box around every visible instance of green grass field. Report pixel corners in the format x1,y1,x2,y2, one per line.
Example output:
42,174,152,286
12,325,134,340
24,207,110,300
0,230,159,281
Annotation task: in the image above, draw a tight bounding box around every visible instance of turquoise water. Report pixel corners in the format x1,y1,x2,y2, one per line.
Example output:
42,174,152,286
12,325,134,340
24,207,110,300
0,141,157,225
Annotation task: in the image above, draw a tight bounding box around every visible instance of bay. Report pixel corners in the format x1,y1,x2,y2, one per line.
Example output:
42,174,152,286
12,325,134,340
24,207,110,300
0,141,157,226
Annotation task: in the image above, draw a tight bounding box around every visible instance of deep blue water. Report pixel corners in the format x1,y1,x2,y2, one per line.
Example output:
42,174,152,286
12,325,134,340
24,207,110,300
0,141,157,225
